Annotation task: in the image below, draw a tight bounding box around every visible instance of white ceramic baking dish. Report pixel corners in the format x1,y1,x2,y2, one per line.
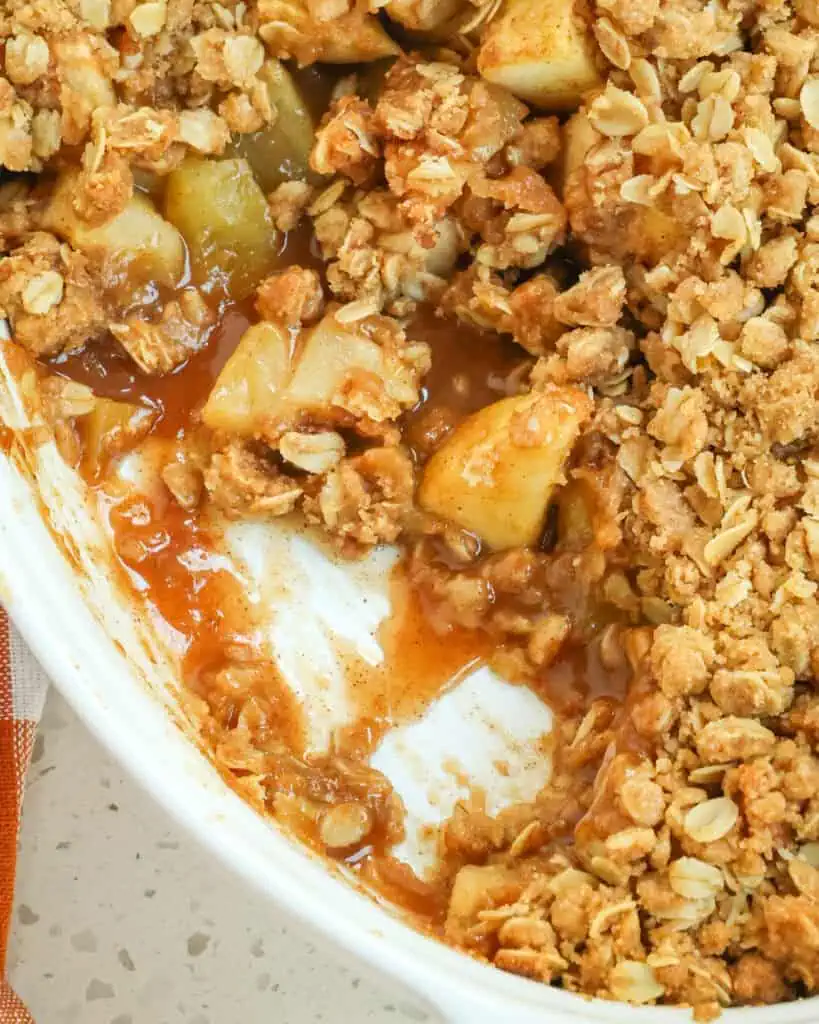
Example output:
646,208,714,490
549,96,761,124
0,341,814,1024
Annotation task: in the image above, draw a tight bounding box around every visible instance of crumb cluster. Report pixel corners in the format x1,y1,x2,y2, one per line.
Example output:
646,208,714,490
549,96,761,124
4,0,819,1014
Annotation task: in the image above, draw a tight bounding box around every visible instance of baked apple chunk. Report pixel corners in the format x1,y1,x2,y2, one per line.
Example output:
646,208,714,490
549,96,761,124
418,385,592,549
44,174,186,288
478,0,602,110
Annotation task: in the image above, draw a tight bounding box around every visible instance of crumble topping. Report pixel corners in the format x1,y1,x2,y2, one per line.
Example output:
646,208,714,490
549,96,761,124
6,0,819,1014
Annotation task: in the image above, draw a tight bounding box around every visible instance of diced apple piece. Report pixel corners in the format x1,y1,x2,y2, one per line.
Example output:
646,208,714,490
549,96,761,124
478,0,602,110
306,14,399,63
164,158,278,298
202,322,292,434
557,478,595,549
628,207,686,265
287,314,385,410
418,386,593,550
258,0,399,64
384,0,464,32
44,174,185,287
446,864,524,944
202,312,409,435
82,397,158,479
231,61,316,191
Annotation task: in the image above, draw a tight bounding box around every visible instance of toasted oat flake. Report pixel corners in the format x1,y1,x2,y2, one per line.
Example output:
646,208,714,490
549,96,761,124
308,178,347,217
128,0,167,36
224,35,264,85
633,122,688,157
788,858,819,899
699,69,741,102
610,962,665,1004
689,963,732,1005
629,59,661,101
704,511,758,566
692,94,734,141
711,205,746,243
679,61,714,93
689,763,731,784
647,954,680,969
589,85,649,137
508,820,541,858
46,379,96,417
654,894,716,926
743,128,780,173
457,0,503,34
669,857,724,899
605,826,656,857
546,868,596,895
594,18,631,70
620,175,655,206
408,156,457,180
615,405,642,425
675,315,721,372
799,843,819,867
801,78,819,130
178,110,229,154
505,213,556,233
335,298,379,323
684,798,739,843
22,272,64,316
589,900,637,940
279,431,345,473
319,802,372,849
590,854,628,885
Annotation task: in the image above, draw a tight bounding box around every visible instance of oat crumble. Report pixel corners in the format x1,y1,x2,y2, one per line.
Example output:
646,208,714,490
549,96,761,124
5,0,819,1013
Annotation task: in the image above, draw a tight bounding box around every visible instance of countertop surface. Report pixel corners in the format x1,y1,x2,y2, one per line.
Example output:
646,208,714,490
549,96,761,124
8,690,428,1024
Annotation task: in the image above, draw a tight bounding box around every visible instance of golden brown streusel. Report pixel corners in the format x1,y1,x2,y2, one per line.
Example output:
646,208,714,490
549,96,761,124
8,0,819,1014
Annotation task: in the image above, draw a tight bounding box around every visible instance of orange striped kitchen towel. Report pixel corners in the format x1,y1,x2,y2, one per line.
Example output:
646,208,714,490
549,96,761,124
0,609,45,1023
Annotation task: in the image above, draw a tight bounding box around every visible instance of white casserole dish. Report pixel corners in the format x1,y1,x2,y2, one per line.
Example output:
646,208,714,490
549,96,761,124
0,344,815,1024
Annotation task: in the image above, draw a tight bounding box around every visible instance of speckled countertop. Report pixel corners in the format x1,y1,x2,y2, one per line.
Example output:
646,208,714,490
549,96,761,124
9,690,429,1024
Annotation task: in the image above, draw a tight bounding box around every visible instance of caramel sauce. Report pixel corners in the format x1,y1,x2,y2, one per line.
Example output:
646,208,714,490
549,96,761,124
106,485,312,782
51,305,252,438
107,491,239,679
44,225,319,437
356,851,448,925
274,758,447,924
338,573,490,753
403,311,529,462
529,633,630,720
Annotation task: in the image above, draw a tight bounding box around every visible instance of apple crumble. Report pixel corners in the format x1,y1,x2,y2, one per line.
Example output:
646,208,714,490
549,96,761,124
4,0,819,1014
